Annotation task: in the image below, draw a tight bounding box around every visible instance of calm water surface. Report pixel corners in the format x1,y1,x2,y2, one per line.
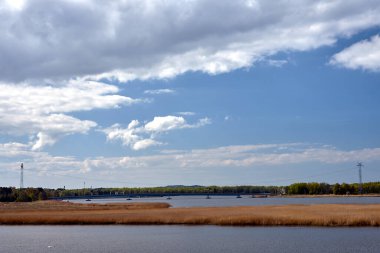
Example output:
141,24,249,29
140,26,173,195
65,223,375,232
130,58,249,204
0,226,379,253
69,195,380,207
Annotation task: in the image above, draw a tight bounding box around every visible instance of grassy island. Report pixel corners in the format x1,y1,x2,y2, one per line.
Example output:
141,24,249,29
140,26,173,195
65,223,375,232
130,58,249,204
0,201,379,226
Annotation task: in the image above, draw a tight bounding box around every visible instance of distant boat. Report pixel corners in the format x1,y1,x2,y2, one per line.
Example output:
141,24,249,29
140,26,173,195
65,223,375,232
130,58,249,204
166,197,172,200
206,195,211,199
236,195,242,198
85,199,91,202
126,197,132,200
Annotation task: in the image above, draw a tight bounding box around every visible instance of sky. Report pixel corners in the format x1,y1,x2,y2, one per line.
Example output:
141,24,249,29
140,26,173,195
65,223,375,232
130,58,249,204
0,0,380,189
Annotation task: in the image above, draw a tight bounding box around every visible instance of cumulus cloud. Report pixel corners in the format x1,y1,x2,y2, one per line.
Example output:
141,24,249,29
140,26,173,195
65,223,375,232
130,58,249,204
145,116,186,132
133,139,161,151
32,132,59,151
144,89,175,95
0,80,143,149
1,0,380,83
103,115,211,150
330,34,380,72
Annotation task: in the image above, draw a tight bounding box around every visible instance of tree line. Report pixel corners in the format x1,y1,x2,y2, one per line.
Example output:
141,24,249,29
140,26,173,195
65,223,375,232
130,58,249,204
286,182,380,195
49,185,279,198
1,182,380,202
56,182,380,197
0,187,48,202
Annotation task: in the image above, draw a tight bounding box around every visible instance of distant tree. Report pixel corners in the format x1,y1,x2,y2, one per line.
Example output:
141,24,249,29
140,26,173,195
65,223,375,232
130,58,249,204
38,191,48,200
333,183,341,195
16,191,31,202
288,183,309,194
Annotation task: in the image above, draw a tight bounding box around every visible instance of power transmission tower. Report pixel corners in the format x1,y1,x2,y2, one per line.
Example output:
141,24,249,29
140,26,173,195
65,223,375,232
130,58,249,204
20,163,24,189
357,162,363,194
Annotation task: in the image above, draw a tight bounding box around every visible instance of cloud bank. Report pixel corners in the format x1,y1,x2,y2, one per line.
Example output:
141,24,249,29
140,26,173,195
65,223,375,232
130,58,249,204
1,0,380,83
1,142,380,177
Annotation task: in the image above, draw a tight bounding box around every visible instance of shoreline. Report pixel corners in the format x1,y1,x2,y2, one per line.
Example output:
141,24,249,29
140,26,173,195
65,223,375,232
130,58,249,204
1,201,380,227
52,194,380,201
270,194,380,198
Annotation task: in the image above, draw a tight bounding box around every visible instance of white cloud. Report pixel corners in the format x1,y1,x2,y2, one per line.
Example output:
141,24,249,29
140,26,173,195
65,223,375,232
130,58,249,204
3,142,379,172
104,115,211,150
145,116,186,132
144,89,175,95
113,144,380,169
1,142,380,187
330,34,380,72
133,139,161,151
1,0,380,83
0,80,143,149
144,116,211,132
0,141,87,175
177,112,196,116
265,59,288,67
3,0,26,11
193,118,212,128
0,142,34,158
32,132,58,150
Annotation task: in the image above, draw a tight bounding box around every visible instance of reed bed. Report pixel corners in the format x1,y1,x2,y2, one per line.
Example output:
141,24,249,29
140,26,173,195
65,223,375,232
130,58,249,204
0,201,379,226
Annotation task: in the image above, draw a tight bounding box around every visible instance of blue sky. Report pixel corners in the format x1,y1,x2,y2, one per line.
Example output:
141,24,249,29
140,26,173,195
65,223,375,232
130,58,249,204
0,0,380,188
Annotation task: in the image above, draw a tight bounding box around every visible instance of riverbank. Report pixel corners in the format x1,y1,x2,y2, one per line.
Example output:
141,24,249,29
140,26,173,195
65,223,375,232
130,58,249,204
0,201,379,226
273,194,380,198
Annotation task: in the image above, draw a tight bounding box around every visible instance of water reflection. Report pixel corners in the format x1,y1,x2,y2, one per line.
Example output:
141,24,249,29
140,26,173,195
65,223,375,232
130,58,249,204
0,226,379,253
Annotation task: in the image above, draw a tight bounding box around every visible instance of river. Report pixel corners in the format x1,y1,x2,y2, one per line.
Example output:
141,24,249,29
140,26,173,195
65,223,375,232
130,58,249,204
0,226,379,253
68,195,380,207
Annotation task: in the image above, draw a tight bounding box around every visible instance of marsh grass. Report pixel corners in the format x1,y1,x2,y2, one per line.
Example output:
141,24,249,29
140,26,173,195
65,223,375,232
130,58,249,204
0,201,379,226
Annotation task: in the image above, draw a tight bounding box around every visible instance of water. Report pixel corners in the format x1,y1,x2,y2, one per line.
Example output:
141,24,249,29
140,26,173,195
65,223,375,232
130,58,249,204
0,226,379,253
68,195,380,207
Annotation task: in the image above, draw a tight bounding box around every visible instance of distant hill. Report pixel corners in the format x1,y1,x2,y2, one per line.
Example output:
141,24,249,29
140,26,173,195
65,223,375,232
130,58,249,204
164,185,203,188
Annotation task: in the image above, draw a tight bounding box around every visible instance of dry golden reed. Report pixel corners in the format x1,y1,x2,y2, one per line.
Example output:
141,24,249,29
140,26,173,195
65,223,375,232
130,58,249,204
0,201,379,226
